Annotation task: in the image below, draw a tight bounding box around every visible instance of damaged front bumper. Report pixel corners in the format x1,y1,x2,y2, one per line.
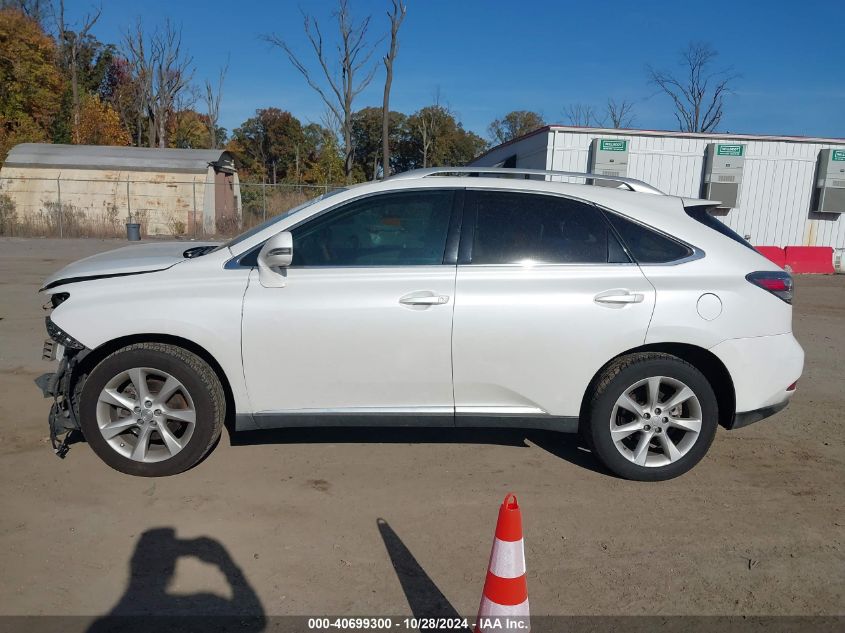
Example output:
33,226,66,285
35,318,88,457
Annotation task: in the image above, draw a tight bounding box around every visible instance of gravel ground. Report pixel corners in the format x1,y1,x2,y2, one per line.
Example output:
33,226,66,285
0,237,842,621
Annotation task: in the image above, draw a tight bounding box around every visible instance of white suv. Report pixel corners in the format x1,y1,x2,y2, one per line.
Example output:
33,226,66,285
37,168,804,480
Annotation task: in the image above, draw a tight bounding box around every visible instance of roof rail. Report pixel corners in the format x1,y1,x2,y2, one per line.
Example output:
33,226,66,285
388,167,664,195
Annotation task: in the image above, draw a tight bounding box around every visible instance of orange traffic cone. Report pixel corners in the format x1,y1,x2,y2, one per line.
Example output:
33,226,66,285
475,493,529,633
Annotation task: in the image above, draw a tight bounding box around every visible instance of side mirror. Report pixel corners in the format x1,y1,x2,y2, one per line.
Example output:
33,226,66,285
257,231,293,288
259,231,293,267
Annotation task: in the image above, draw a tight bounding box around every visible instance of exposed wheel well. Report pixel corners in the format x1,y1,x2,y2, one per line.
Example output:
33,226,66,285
74,334,236,428
580,343,736,429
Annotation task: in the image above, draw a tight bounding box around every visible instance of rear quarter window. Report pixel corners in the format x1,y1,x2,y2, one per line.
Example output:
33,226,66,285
684,206,756,250
604,212,693,264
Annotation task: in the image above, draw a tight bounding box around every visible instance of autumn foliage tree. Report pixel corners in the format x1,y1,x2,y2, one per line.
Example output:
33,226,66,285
167,109,213,149
0,8,64,159
74,93,130,145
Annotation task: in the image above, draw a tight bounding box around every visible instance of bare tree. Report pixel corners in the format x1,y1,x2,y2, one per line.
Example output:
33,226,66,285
204,58,229,149
320,107,343,146
151,20,193,148
605,98,635,129
123,19,156,146
53,0,102,143
648,42,736,133
123,19,194,148
414,88,446,168
417,109,433,168
563,103,603,127
381,0,406,179
265,0,380,181
1,0,48,24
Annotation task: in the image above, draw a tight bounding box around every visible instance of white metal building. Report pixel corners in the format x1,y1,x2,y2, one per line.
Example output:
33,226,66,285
470,126,845,248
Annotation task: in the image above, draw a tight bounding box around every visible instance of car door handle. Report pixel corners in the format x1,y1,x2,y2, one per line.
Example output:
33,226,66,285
594,290,644,305
399,293,450,306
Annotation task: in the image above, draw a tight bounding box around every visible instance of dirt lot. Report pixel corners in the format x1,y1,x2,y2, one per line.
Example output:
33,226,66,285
0,237,842,621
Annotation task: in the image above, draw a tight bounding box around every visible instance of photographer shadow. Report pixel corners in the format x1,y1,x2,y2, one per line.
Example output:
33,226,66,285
88,527,266,633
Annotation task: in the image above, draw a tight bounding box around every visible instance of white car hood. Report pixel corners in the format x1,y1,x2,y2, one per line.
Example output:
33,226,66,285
42,241,220,289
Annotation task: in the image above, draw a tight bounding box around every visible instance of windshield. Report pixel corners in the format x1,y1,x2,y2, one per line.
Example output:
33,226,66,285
218,188,347,252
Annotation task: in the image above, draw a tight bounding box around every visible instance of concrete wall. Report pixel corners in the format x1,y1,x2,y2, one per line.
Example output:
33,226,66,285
0,166,225,236
473,127,845,249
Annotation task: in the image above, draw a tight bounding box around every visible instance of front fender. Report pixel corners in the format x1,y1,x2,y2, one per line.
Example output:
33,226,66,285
47,263,252,414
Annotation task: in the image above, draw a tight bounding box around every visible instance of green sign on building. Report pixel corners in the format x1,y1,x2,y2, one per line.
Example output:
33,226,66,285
716,144,744,157
599,139,628,152
832,149,845,161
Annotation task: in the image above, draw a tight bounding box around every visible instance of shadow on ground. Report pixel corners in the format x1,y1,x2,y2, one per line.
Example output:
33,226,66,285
231,426,611,477
377,517,472,631
87,528,265,633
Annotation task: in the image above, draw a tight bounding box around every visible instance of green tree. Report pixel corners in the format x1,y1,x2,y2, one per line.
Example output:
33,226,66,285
352,106,406,180
0,8,64,161
229,108,306,182
398,105,487,171
51,35,116,144
487,110,544,144
301,123,345,185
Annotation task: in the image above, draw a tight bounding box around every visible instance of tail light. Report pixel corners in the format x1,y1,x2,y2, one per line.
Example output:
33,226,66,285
746,271,793,304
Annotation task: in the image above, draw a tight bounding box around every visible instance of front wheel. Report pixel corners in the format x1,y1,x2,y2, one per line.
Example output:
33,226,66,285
79,342,225,476
583,352,719,481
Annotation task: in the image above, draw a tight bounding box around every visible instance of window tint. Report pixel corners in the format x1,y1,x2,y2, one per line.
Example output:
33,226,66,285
685,206,755,250
470,191,629,265
604,212,693,263
291,190,453,266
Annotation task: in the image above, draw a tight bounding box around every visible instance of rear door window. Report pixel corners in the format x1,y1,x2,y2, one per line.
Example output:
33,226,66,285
468,191,630,265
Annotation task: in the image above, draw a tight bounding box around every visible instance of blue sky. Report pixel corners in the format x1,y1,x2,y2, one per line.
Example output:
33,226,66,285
86,0,843,140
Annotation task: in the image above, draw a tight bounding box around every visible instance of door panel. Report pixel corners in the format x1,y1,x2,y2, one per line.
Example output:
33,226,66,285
452,265,655,417
243,267,456,416
240,189,459,423
452,189,655,419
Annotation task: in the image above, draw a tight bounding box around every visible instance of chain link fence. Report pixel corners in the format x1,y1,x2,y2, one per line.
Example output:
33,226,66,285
238,181,336,231
0,175,343,239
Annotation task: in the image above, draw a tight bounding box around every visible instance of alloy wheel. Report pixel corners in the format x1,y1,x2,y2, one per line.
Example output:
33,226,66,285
96,367,196,463
609,375,702,468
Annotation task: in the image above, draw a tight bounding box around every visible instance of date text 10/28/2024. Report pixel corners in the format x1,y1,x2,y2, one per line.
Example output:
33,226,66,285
307,617,529,630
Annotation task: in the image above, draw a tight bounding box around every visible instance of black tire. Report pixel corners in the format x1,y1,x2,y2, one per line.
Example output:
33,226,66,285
583,352,718,481
79,342,225,476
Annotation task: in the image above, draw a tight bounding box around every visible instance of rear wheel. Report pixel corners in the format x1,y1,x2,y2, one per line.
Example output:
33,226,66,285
79,342,225,476
583,352,718,481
